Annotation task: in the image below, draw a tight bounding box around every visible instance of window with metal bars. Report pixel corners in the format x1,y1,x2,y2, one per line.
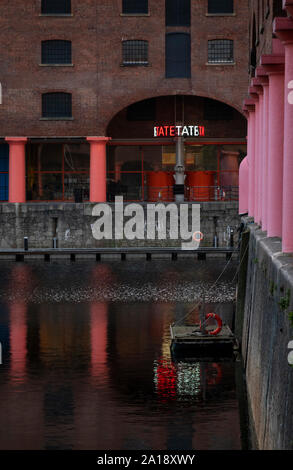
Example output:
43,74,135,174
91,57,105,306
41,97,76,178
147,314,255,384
42,40,72,64
122,40,149,66
41,0,71,14
165,0,190,26
203,98,233,120
208,0,233,14
42,93,72,118
122,0,148,14
208,39,234,63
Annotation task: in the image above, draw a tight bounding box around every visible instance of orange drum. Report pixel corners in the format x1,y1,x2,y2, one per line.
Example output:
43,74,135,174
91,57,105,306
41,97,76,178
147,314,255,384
186,171,215,201
147,171,174,201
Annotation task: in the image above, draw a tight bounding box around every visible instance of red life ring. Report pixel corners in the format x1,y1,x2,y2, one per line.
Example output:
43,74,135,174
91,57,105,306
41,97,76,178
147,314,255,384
202,313,223,336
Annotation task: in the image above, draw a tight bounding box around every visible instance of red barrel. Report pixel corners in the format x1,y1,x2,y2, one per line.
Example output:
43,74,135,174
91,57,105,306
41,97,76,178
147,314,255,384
147,171,174,201
186,171,215,201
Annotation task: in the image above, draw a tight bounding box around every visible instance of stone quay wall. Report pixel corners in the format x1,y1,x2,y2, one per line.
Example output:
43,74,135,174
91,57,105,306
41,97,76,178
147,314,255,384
236,219,293,449
0,202,240,249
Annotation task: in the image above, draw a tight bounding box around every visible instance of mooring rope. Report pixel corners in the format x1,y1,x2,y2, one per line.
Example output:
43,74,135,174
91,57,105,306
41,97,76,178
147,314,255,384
172,253,235,326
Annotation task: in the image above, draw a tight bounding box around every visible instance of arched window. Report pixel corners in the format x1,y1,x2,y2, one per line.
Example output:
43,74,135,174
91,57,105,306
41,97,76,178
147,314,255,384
208,39,234,63
208,0,233,14
166,33,191,78
41,0,71,15
42,40,72,64
122,0,148,14
122,40,148,66
42,92,72,118
165,0,190,26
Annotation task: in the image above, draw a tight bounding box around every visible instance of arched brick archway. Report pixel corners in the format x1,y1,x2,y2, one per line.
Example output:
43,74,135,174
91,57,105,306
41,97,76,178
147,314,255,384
101,92,246,137
105,94,247,140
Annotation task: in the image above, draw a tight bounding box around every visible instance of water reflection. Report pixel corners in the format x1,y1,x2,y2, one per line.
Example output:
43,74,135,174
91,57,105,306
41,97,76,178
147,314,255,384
0,260,243,450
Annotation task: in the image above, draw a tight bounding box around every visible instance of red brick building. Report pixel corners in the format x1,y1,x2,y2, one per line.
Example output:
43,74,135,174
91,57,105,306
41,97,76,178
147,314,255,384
0,0,249,203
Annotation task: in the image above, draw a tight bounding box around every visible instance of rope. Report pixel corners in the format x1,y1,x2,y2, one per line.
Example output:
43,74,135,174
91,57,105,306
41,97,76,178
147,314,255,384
173,253,234,326
202,234,249,318
171,221,248,327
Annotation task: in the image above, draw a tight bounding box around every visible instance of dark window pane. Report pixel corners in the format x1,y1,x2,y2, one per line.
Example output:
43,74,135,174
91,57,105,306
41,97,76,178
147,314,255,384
0,173,8,201
64,143,90,171
0,144,9,172
127,98,156,121
41,0,71,14
208,0,233,13
0,144,9,201
122,0,148,14
122,40,148,65
41,174,63,200
42,40,72,64
204,98,233,120
208,39,234,63
39,143,63,171
166,33,191,78
64,173,90,201
166,0,190,26
42,93,72,118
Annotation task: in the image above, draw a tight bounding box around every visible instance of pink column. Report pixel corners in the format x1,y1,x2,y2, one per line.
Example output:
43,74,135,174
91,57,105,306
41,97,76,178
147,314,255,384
252,78,265,227
244,100,256,217
256,70,270,231
239,156,249,215
87,136,111,203
258,93,264,226
261,53,285,238
249,88,260,224
5,137,27,203
274,17,293,251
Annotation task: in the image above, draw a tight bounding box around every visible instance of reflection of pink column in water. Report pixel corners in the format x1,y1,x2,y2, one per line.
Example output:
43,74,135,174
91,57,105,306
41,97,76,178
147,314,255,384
274,17,293,252
90,302,108,381
10,303,27,384
261,50,285,238
239,156,249,214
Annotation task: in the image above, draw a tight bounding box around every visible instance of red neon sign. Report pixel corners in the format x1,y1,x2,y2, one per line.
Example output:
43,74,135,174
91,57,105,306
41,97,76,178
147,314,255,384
154,125,205,137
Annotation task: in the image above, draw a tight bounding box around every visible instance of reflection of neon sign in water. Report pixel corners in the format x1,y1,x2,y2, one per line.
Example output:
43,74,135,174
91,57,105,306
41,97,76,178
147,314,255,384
153,359,223,400
153,359,177,402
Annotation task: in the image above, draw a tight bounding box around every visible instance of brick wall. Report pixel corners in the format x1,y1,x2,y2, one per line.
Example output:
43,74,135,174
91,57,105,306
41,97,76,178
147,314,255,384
0,0,249,138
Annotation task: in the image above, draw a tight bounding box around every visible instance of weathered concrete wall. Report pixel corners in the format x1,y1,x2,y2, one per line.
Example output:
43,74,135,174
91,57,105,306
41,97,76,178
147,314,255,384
239,219,293,449
0,201,240,248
